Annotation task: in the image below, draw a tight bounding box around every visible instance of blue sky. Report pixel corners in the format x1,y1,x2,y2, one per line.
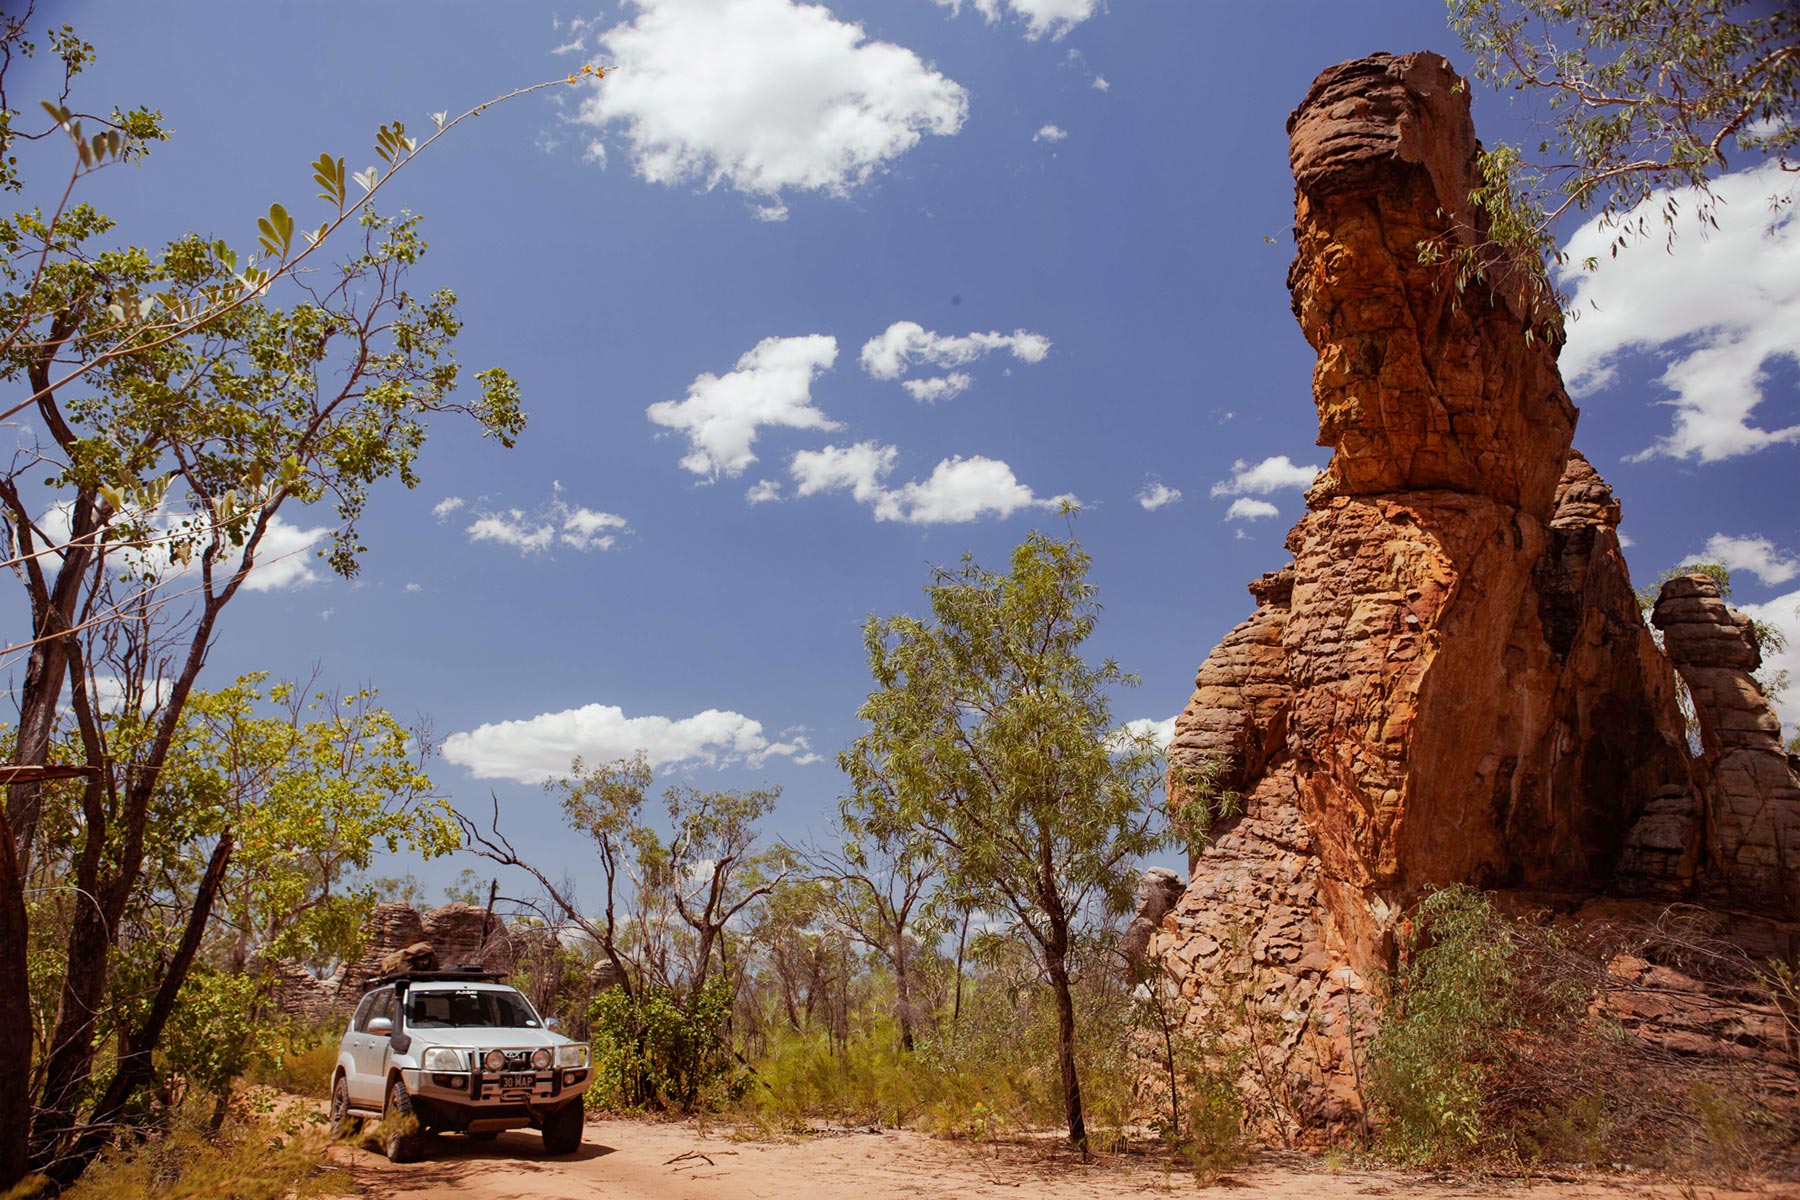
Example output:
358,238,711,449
15,0,1800,898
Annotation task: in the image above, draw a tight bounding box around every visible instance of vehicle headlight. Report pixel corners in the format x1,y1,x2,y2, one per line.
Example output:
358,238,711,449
422,1047,466,1072
483,1049,506,1073
555,1043,590,1069
531,1047,552,1071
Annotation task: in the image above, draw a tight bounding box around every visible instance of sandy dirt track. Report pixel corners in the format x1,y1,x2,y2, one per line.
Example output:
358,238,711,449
338,1117,1796,1200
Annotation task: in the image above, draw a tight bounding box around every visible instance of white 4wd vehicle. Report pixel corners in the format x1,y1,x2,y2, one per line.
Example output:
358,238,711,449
328,968,592,1161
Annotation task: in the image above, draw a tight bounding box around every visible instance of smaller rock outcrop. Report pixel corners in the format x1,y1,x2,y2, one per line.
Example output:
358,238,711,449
588,959,628,994
266,900,518,1021
422,902,502,968
1653,574,1800,915
1121,867,1185,969
334,902,428,998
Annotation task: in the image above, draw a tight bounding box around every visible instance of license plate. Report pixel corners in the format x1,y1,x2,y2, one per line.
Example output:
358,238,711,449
499,1072,535,1090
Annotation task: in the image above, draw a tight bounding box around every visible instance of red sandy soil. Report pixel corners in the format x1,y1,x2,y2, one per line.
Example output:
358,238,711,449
335,1116,1798,1200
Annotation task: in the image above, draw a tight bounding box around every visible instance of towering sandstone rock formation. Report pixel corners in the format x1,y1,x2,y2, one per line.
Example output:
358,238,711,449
1151,51,1800,1139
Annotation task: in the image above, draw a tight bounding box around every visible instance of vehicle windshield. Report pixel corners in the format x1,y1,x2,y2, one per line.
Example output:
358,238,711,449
404,988,541,1029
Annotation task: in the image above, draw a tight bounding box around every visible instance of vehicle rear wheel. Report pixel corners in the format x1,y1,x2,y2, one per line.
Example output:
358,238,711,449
382,1078,427,1163
329,1074,361,1139
540,1101,584,1155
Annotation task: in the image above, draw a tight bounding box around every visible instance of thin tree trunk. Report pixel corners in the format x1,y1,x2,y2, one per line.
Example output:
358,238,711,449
895,934,915,1053
43,831,234,1190
951,907,969,1040
0,822,33,1193
1046,930,1087,1155
5,326,90,863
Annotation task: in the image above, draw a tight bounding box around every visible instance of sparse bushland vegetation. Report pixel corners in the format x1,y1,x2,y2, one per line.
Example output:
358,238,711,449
1368,887,1800,1178
47,1094,334,1200
469,528,1186,1162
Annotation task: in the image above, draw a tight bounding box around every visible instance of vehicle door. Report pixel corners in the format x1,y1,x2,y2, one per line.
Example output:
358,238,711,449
339,991,375,1104
347,987,394,1106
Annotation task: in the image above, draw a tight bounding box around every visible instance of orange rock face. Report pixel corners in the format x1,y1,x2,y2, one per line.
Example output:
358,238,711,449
1182,51,1691,961
1149,52,1740,1141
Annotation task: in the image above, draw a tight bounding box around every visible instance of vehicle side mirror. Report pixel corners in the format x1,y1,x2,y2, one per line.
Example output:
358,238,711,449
367,1016,393,1037
545,1017,562,1033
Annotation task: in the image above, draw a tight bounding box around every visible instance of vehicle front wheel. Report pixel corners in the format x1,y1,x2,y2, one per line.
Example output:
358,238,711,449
382,1078,427,1163
328,1074,361,1139
540,1101,584,1155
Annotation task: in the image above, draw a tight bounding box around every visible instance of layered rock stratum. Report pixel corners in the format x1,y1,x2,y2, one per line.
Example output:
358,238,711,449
265,901,517,1022
1150,51,1800,1142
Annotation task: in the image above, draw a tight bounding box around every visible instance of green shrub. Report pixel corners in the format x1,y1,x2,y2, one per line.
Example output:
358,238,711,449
1367,885,1592,1166
587,978,747,1112
1178,1050,1249,1185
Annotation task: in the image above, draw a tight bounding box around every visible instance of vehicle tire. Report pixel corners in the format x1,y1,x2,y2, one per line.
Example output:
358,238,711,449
328,1074,362,1139
540,1101,584,1155
382,1077,427,1163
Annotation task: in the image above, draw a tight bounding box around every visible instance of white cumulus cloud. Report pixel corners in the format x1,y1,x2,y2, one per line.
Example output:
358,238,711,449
465,486,629,554
1699,533,1800,587
1211,455,1319,497
1226,497,1280,522
789,441,1072,524
1137,482,1182,511
648,334,840,479
745,479,784,505
1558,160,1800,462
860,320,1051,380
443,702,821,784
575,0,969,209
901,373,973,403
932,0,1101,40
432,496,465,519
1034,124,1068,143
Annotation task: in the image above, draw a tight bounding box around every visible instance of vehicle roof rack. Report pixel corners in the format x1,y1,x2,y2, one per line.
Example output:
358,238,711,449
363,965,506,989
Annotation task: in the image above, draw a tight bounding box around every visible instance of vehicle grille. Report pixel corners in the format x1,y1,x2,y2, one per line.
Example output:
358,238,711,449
486,1049,535,1071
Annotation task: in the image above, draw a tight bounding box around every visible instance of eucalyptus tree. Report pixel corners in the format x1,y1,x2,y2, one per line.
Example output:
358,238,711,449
1435,0,1797,306
98,675,457,1128
809,819,944,1053
0,11,592,1187
840,529,1166,1153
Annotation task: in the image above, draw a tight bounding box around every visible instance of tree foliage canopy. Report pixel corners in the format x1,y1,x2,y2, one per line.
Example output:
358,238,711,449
1439,0,1797,305
841,529,1166,1150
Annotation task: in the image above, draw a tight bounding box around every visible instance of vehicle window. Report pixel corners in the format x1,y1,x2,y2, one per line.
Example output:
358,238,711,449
405,989,540,1029
350,991,376,1032
355,988,392,1032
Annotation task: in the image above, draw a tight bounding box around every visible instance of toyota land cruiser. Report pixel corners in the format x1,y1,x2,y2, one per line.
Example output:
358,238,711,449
328,968,591,1161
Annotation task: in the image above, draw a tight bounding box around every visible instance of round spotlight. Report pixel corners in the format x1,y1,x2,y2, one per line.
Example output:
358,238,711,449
531,1048,552,1071
483,1049,506,1073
